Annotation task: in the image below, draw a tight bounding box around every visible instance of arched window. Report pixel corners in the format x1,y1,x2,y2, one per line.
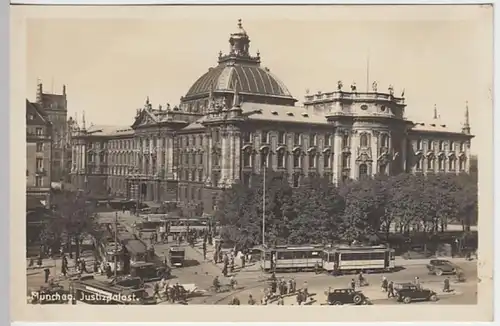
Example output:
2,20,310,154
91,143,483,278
294,133,301,145
325,134,331,146
199,170,204,182
342,154,350,169
360,133,369,147
261,131,269,144
342,135,349,148
416,139,423,150
243,150,251,167
292,174,300,188
460,142,466,152
293,151,301,168
416,156,423,170
310,133,317,146
242,132,252,143
323,152,330,168
278,131,286,144
439,140,445,151
309,153,316,168
261,152,269,167
448,157,456,171
449,141,455,151
459,157,466,171
277,150,285,168
427,156,435,170
381,134,389,148
438,156,445,170
359,164,368,179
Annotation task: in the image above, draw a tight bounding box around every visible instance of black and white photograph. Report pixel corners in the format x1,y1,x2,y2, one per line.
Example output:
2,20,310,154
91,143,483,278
13,3,493,322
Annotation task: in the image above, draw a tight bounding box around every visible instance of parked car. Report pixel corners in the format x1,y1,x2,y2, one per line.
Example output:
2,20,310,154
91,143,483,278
325,288,368,305
395,285,438,304
426,259,457,276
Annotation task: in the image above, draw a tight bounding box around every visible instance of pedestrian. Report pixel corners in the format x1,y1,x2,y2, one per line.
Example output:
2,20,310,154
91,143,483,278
381,276,388,292
37,255,43,268
222,263,228,277
350,278,356,291
93,260,99,273
153,282,161,300
248,294,256,305
387,281,394,298
443,277,451,293
277,295,284,305
44,268,50,283
287,279,293,294
202,242,207,260
61,262,67,277
241,254,246,269
291,278,296,293
302,281,308,297
414,276,421,289
296,290,303,305
230,296,240,305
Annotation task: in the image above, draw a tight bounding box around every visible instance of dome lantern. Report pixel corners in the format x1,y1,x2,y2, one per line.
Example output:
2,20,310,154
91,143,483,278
229,19,250,57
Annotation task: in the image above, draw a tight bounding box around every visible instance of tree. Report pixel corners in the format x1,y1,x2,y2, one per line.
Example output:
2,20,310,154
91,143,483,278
43,190,99,260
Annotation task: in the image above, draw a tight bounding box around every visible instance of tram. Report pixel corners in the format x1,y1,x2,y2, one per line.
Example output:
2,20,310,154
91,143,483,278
258,245,324,273
322,245,395,274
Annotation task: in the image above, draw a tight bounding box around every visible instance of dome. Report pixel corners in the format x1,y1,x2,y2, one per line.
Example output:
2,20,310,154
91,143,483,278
183,19,295,103
185,64,293,100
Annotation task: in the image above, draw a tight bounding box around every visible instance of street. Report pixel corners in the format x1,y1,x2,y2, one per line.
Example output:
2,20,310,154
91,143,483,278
26,210,478,306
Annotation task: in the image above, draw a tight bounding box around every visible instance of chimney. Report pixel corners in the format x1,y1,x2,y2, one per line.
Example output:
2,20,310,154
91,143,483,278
36,79,43,105
62,84,66,96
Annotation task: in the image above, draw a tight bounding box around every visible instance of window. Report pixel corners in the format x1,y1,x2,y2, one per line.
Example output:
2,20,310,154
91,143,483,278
214,130,220,143
191,171,196,182
35,128,43,136
323,152,330,168
212,154,220,166
449,157,456,171
459,157,466,171
191,153,196,165
242,132,252,143
261,152,269,167
293,151,301,168
242,173,251,186
360,133,369,147
186,137,190,146
379,164,387,175
292,174,300,188
416,139,423,150
310,133,317,146
278,131,286,144
293,133,301,145
199,153,204,165
325,134,331,147
359,164,368,179
36,142,43,152
460,142,466,152
449,141,455,151
243,151,252,167
261,131,269,144
184,154,188,165
309,153,316,168
342,134,349,148
381,134,389,148
416,156,423,170
439,140,445,151
438,156,445,170
35,176,42,187
36,158,43,170
342,154,350,169
199,170,204,182
277,150,285,168
430,141,435,150
427,156,435,170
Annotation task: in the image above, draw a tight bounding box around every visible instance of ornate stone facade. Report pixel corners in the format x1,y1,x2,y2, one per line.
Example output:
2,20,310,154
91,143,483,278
69,20,474,215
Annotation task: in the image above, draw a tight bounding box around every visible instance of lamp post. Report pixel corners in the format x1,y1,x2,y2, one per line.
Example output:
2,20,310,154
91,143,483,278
262,156,266,247
114,211,118,278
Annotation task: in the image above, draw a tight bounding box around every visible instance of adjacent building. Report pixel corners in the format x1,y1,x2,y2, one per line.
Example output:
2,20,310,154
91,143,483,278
70,19,474,215
26,100,52,206
34,81,69,182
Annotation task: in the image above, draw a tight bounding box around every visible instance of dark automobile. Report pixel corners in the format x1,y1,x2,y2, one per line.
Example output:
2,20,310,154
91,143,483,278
129,262,171,281
426,259,457,276
395,285,438,304
326,288,368,305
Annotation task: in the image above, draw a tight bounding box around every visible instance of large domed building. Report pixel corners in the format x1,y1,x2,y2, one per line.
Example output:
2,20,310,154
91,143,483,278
69,19,474,215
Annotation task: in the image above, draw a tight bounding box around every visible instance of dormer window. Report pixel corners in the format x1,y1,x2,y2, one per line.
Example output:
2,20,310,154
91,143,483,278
271,111,278,115
301,113,309,117
287,112,294,116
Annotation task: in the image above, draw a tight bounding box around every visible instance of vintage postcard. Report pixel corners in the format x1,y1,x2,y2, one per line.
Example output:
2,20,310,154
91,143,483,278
11,4,493,322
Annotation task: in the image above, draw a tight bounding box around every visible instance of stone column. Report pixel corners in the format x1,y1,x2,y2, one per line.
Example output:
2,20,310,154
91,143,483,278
332,131,342,184
371,131,379,176
166,135,174,179
350,131,357,180
205,132,213,186
233,131,241,182
219,130,228,186
254,133,261,174
227,130,234,185
71,147,76,172
81,144,86,171
141,138,146,174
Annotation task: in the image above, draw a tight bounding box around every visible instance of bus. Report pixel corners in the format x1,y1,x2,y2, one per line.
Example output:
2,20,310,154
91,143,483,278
258,245,324,273
322,245,395,274
70,276,156,305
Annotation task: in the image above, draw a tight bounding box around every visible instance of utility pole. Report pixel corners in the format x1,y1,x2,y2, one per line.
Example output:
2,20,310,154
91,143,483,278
114,211,118,278
262,158,266,247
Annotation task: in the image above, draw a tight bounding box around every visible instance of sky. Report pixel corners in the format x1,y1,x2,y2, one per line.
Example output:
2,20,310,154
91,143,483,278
25,5,492,145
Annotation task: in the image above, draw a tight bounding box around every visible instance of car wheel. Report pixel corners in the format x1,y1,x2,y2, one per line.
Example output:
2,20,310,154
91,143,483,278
353,295,362,305
403,296,412,304
429,294,438,302
435,269,443,276
333,301,342,305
